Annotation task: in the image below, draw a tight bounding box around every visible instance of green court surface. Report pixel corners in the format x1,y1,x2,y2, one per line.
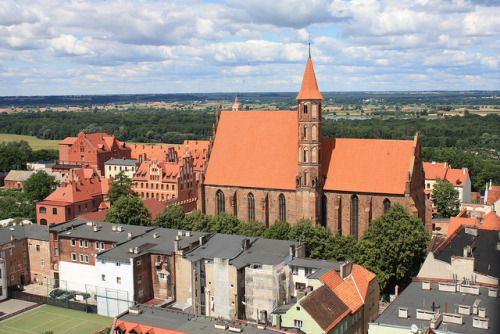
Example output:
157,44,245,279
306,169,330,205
0,305,112,334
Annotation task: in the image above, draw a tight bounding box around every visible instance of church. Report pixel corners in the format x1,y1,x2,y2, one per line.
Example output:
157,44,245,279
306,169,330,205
199,55,430,238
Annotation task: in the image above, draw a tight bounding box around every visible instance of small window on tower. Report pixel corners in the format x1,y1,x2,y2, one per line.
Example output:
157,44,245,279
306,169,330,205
303,104,308,114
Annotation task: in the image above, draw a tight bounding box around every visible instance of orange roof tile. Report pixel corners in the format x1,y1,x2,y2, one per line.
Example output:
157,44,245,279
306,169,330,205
204,110,298,190
322,138,414,194
445,168,469,187
351,264,376,301
448,212,500,236
59,137,77,145
319,268,344,290
142,198,166,219
332,276,364,312
486,186,500,205
423,162,448,180
77,210,107,222
114,321,185,334
129,140,210,163
296,57,323,100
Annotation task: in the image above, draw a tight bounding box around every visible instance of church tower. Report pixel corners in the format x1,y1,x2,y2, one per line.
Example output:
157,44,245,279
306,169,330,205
296,52,323,225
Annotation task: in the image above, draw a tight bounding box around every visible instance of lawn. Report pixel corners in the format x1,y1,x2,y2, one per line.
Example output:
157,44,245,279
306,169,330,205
0,134,60,150
0,305,112,334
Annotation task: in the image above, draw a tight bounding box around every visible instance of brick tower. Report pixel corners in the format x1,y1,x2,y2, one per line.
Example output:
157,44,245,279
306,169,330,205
296,52,323,225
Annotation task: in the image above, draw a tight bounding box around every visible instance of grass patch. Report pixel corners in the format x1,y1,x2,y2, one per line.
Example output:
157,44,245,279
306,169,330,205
0,134,60,150
0,305,112,334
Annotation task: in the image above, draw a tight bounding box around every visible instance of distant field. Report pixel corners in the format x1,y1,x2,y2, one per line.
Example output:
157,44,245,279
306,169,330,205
0,305,112,334
0,134,60,150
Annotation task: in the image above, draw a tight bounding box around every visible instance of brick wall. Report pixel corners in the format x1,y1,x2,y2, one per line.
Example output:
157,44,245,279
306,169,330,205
27,239,51,284
0,239,29,286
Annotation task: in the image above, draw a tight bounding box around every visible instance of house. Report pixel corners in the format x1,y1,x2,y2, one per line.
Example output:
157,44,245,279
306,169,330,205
417,225,500,286
59,132,131,174
369,281,499,333
112,304,291,334
423,161,472,207
4,170,65,189
201,56,429,238
94,228,209,317
484,182,500,213
36,167,110,226
104,158,139,180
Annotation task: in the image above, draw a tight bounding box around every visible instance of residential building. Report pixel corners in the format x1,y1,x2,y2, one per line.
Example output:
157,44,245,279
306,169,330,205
59,132,131,174
484,182,500,213
369,281,499,333
104,158,139,180
447,209,500,237
201,56,429,238
423,161,472,207
417,225,500,286
36,167,110,226
4,170,65,189
112,304,291,334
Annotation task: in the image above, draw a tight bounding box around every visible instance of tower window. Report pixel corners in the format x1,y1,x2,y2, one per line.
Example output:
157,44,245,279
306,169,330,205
216,190,225,215
383,198,391,214
303,149,307,163
303,125,307,139
303,104,308,114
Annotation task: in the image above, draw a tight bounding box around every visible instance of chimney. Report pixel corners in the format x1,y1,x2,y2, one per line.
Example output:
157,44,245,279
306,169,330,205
128,232,132,238
174,238,180,251
112,225,117,231
133,246,139,254
242,238,250,251
153,232,160,239
395,285,399,297
463,168,467,175
289,245,295,258
463,246,468,258
340,261,353,278
199,236,205,246
10,235,15,241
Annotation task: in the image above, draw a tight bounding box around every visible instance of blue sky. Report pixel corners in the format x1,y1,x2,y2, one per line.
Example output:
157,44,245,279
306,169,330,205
0,0,499,96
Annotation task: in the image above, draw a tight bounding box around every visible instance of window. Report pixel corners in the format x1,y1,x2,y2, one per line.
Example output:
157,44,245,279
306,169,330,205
85,255,89,263
291,266,298,274
0,286,3,296
159,273,168,280
40,219,47,226
117,277,121,284
71,253,77,261
138,275,142,283
36,245,40,252
305,267,314,276
67,207,71,215
383,198,391,214
296,282,305,290
279,194,286,222
303,148,307,162
139,289,144,297
303,103,308,114
29,244,32,251
351,195,359,240
294,319,303,328
248,193,255,222
137,260,141,266
84,240,88,248
102,275,106,281
116,263,121,266
79,240,83,247
321,195,328,227
79,254,84,262
303,125,307,139
39,207,46,214
95,241,99,249
71,239,76,246
41,259,44,267
296,306,301,311
52,208,57,215
216,190,225,215
101,242,104,249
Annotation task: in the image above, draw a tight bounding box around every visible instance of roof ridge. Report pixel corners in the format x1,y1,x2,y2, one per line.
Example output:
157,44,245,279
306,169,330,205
350,274,365,303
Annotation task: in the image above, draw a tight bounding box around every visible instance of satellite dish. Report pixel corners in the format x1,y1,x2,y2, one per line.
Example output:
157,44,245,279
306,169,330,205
411,324,418,333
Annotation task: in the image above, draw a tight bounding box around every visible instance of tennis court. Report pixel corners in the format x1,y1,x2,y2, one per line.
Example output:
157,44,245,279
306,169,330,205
0,305,112,334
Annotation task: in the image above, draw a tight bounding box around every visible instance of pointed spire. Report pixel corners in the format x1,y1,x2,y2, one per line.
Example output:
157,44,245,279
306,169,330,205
232,96,241,111
296,56,323,100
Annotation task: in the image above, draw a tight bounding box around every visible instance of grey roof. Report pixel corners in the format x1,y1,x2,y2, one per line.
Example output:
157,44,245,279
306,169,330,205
435,227,500,279
52,164,82,169
288,258,343,279
374,281,500,333
116,304,279,334
104,158,138,166
229,238,300,269
183,234,258,263
0,224,49,245
49,219,154,243
5,170,35,182
97,228,209,261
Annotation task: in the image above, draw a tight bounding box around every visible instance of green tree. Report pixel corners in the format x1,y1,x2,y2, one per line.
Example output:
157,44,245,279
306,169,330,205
207,213,243,234
288,219,318,256
106,171,137,205
431,178,461,218
354,204,430,293
0,141,32,171
105,196,151,226
263,220,291,240
23,170,58,202
183,209,212,232
154,205,185,229
238,220,267,237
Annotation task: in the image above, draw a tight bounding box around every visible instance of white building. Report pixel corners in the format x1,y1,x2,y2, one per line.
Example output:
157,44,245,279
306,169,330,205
0,259,7,301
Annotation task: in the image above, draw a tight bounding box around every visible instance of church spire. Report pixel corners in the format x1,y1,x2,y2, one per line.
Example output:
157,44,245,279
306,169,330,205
296,56,323,100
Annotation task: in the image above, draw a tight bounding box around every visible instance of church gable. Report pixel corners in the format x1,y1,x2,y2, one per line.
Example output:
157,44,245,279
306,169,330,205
322,138,414,195
204,110,298,190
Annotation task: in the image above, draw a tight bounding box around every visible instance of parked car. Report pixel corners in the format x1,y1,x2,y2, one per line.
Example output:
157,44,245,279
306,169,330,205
49,289,66,298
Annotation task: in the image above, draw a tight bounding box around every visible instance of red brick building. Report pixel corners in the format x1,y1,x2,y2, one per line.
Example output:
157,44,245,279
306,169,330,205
36,167,109,226
59,132,131,174
201,56,429,238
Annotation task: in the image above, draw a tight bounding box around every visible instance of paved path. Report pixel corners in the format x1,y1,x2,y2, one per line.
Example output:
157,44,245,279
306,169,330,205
0,299,37,319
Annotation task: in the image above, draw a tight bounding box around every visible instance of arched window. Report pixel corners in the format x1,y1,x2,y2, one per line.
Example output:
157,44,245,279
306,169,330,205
216,190,225,215
303,125,307,139
312,147,317,163
303,148,308,163
304,172,308,186
321,195,328,227
312,125,317,140
248,193,255,222
40,219,47,226
279,194,286,222
383,198,391,214
39,207,46,214
351,195,359,240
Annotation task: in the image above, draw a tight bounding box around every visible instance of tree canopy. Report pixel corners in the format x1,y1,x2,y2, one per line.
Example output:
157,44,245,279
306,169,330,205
105,196,151,226
154,205,186,229
106,171,137,205
354,204,430,293
431,178,461,218
23,170,59,203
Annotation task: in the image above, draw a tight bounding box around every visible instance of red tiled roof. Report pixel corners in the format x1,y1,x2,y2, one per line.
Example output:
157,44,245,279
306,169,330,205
42,168,107,203
445,168,468,187
322,138,414,194
423,162,468,187
351,264,376,301
296,57,323,100
448,212,500,236
486,186,500,205
142,198,166,219
59,137,77,145
204,110,299,190
319,268,344,290
332,276,363,312
300,285,350,332
77,210,107,222
129,140,210,163
113,320,188,334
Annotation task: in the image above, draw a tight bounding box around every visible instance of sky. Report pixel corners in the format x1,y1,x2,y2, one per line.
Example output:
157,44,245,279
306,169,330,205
0,0,499,96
